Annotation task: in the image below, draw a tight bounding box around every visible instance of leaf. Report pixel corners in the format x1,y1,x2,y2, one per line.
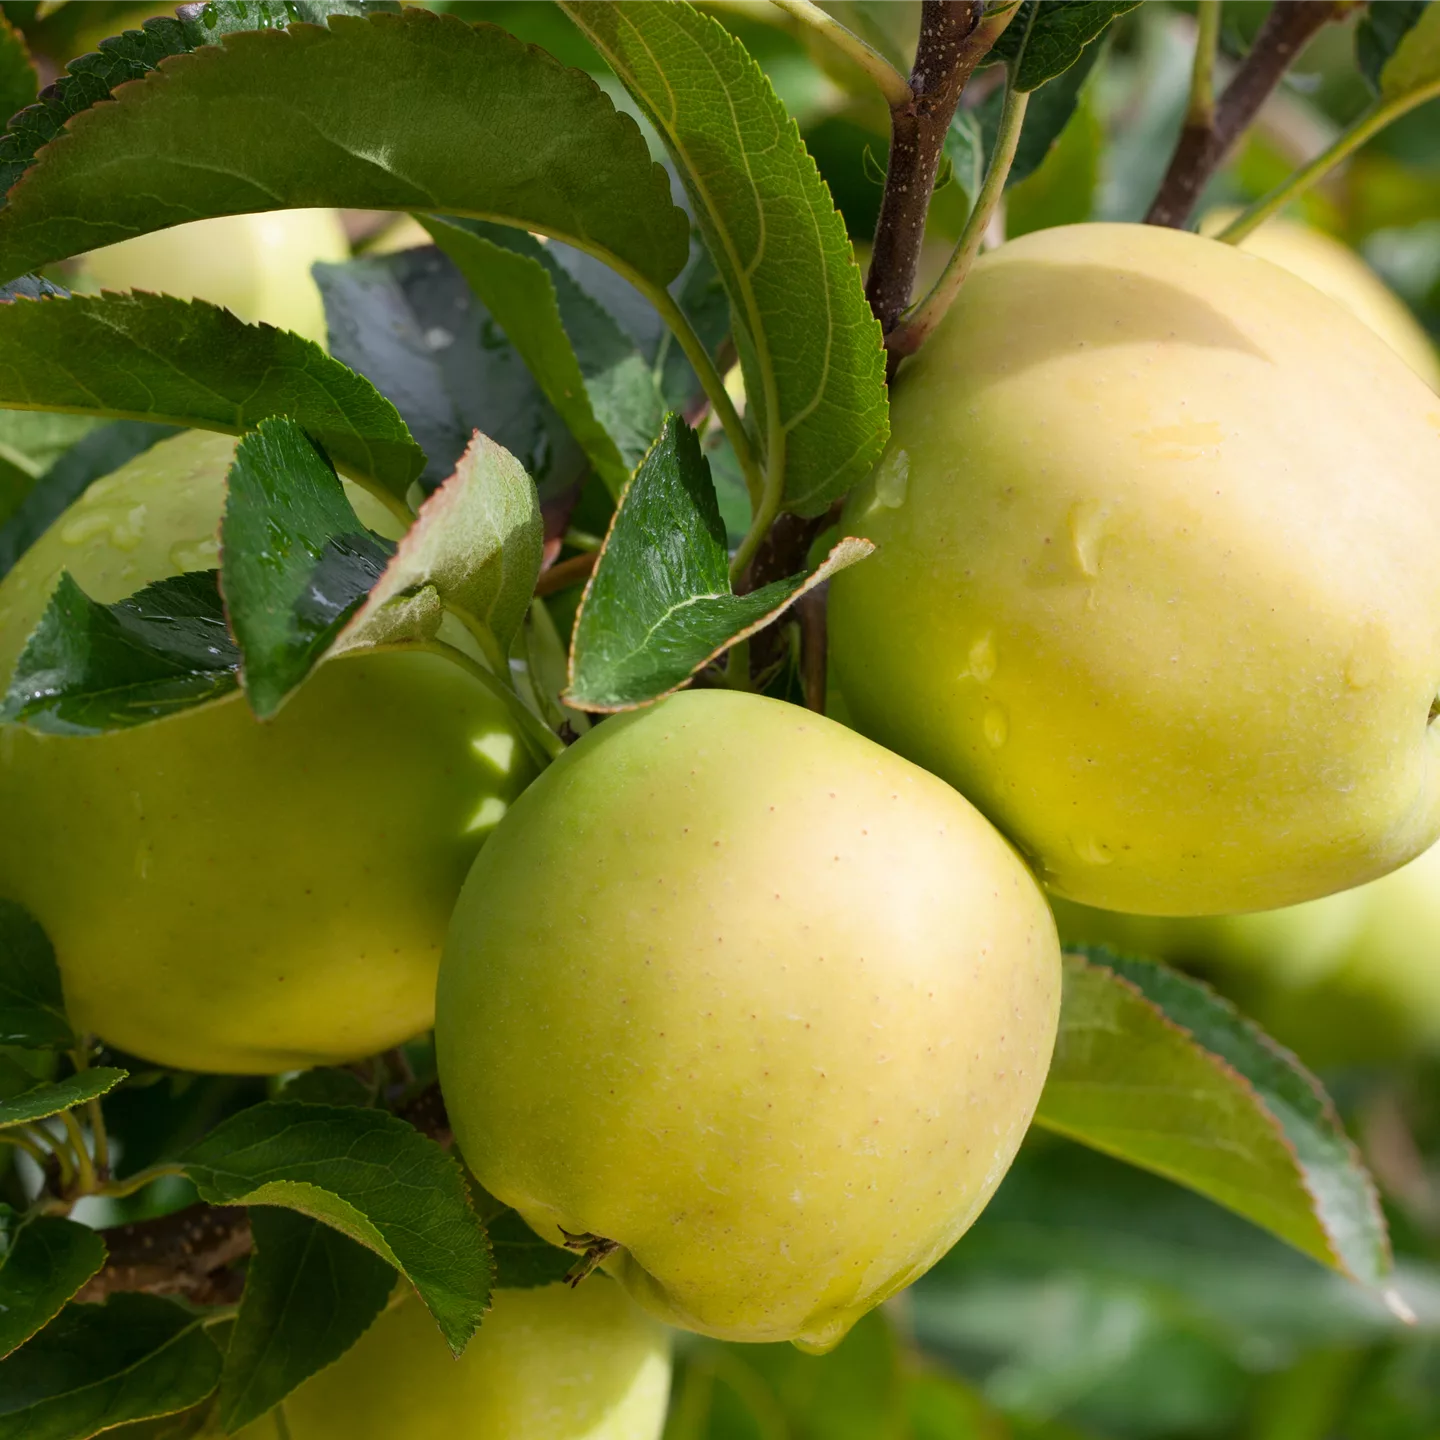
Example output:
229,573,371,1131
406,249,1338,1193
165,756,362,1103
335,429,541,662
0,11,688,290
0,570,239,735
181,1102,492,1353
1007,79,1103,234
1378,0,1440,100
0,422,178,580
944,110,986,212
1357,0,1430,92
272,1068,374,1108
1035,949,1392,1289
220,418,394,720
565,416,872,711
220,1208,395,1432
0,410,98,526
0,900,71,1048
314,245,586,496
990,0,1142,92
421,216,665,498
0,1294,222,1440
904,1368,1008,1440
1004,23,1110,186
0,291,423,504
563,1,888,517
0,1213,106,1360
0,1067,125,1128
0,18,36,131
487,1209,575,1290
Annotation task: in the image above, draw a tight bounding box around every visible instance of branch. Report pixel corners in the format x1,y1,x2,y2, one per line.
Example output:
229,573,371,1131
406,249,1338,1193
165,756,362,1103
77,1205,252,1306
1145,1,1345,229
865,1,1011,336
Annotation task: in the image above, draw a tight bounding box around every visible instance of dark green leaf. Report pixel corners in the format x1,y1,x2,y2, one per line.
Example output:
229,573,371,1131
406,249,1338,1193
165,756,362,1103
0,18,35,131
564,1,888,516
0,1294,221,1440
565,416,871,711
0,1066,124,1127
1357,0,1429,91
0,410,98,527
0,12,688,289
1001,26,1109,187
1376,1,1440,99
991,0,1142,92
904,1368,1007,1440
272,1069,374,1108
0,570,239,735
220,1208,394,1431
944,110,986,211
1036,949,1392,1289
0,1212,106,1359
221,418,393,720
1007,78,1103,234
0,900,71,1048
487,1209,574,1290
422,217,664,497
181,1102,492,1353
0,291,423,504
0,422,178,580
314,245,586,496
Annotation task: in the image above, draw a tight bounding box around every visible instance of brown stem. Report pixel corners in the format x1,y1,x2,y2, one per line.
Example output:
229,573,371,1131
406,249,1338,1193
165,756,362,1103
865,1,986,335
796,587,828,713
535,550,598,598
77,1205,252,1306
1145,1,1344,229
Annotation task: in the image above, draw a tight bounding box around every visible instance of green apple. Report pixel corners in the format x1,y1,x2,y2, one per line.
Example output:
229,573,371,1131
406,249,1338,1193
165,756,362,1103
437,689,1060,1352
0,429,536,1073
80,209,350,348
1202,209,1440,391
227,1283,671,1440
829,222,1440,916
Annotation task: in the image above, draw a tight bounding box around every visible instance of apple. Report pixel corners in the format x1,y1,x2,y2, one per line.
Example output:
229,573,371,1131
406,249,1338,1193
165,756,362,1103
829,222,1440,916
1203,209,1440,391
436,689,1061,1352
226,1282,672,1440
79,209,350,348
0,429,536,1074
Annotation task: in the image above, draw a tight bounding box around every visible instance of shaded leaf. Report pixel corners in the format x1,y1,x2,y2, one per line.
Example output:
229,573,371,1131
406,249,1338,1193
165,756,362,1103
422,216,664,497
181,1102,491,1353
220,1208,394,1432
0,1067,125,1127
1004,24,1109,187
564,1,888,516
0,410,98,526
0,1212,106,1360
0,900,71,1048
0,12,688,289
565,416,871,711
1377,0,1440,100
272,1069,374,1108
487,1209,574,1291
1357,0,1430,92
0,291,423,504
991,0,1141,92
0,1294,221,1440
1008,78,1103,234
0,570,238,735
944,110,986,212
1035,949,1391,1288
904,1367,1009,1440
0,18,35,131
220,418,393,720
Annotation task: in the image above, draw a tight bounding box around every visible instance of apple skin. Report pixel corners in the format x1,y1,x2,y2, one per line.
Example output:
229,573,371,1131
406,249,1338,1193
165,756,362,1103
80,209,350,348
0,429,536,1074
226,1283,671,1440
829,222,1440,917
437,689,1060,1352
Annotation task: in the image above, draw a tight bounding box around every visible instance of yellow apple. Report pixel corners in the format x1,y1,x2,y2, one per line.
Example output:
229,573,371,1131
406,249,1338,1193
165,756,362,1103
228,1283,671,1440
0,429,536,1073
437,689,1061,1351
829,222,1440,916
1202,209,1440,390
80,209,350,347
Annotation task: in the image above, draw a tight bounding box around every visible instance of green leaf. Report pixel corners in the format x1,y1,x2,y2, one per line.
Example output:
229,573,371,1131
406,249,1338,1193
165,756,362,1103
220,1208,395,1432
0,570,239,735
0,11,688,289
335,429,542,664
0,17,36,131
991,0,1142,92
314,246,586,497
220,419,393,720
563,1,888,517
487,1209,574,1290
1357,0,1430,92
0,1294,221,1440
421,216,664,498
564,415,872,711
0,411,98,526
1378,0,1440,99
0,900,71,1048
0,1212,106,1360
1007,79,1103,234
0,291,424,504
0,1066,125,1127
1035,949,1392,1289
903,1368,1007,1440
1005,26,1109,188
272,1068,374,1108
181,1102,492,1354
944,111,987,212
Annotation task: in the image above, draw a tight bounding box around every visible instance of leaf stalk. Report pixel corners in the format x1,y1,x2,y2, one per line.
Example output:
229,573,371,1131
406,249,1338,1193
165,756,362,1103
767,0,913,108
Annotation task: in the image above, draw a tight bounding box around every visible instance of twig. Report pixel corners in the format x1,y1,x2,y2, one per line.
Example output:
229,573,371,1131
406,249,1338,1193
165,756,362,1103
77,1205,253,1306
796,587,828,713
866,1,999,337
1145,1,1344,229
887,78,1029,360
768,0,912,108
536,550,598,598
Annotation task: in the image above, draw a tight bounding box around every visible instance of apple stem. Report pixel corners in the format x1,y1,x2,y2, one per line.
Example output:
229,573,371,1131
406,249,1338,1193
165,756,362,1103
560,1230,620,1287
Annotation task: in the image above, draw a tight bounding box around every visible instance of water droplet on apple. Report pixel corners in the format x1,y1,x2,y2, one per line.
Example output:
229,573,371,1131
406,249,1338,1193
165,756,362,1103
983,706,1008,749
